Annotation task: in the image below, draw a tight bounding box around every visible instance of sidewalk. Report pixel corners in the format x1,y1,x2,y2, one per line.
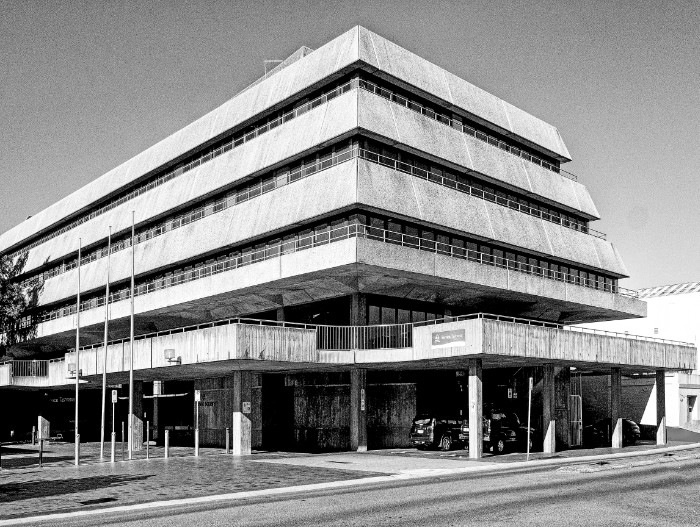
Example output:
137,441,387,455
2,440,700,524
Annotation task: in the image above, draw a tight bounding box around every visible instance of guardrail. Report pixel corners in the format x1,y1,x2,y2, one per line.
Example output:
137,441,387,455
0,359,49,377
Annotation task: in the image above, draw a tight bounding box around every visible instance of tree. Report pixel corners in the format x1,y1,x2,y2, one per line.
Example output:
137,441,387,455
0,252,43,359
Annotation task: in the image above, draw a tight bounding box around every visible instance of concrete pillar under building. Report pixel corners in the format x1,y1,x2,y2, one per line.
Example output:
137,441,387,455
468,358,483,459
611,368,623,449
132,380,144,451
232,370,253,456
276,307,285,322
350,293,367,326
555,367,571,450
656,370,667,445
350,369,368,451
542,364,556,454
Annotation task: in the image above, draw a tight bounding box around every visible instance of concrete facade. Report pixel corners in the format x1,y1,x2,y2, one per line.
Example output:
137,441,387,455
2,27,692,458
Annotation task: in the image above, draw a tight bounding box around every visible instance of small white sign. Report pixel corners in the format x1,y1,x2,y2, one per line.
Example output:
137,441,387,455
242,401,251,414
194,390,201,402
360,388,366,412
111,390,118,404
508,388,513,399
37,416,50,440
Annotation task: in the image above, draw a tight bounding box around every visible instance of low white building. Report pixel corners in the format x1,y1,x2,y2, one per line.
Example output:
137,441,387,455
580,282,700,428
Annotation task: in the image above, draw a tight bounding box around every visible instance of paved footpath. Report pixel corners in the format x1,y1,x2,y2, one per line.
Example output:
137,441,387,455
1,441,699,524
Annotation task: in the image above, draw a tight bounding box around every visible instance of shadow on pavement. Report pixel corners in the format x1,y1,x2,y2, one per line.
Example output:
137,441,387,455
1,456,75,469
0,474,154,503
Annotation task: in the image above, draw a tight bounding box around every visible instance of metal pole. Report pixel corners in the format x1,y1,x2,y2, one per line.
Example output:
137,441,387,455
527,376,533,462
195,400,199,457
111,399,116,462
164,429,169,458
74,238,81,466
121,421,125,460
146,420,150,460
128,212,135,460
100,227,112,460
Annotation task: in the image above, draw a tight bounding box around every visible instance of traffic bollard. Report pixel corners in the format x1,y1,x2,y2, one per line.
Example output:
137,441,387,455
146,421,150,460
121,422,125,460
194,429,200,457
164,430,170,458
111,432,116,463
75,434,80,466
225,427,230,454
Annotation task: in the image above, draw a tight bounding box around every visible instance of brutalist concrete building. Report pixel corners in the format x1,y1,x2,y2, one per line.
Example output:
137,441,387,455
1,27,694,457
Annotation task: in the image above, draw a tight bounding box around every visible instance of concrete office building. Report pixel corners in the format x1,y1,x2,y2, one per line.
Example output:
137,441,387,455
1,27,694,457
578,283,700,433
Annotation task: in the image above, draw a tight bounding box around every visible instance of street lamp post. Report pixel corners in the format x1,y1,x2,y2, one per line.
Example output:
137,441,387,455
100,227,112,459
74,238,81,466
128,212,135,460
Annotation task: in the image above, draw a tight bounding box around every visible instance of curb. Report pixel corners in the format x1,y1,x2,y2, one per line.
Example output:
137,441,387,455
2,442,699,526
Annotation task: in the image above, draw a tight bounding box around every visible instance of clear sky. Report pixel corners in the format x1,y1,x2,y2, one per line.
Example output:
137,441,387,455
1,0,698,289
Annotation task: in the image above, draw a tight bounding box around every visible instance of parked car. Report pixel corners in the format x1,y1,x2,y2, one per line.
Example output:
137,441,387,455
584,418,640,447
409,415,464,451
459,411,534,454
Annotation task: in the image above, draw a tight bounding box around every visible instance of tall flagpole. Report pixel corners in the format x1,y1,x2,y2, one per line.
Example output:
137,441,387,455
128,212,135,460
74,238,81,466
100,227,112,459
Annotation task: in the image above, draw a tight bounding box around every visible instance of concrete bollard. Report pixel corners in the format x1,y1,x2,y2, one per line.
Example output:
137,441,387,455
164,430,170,458
225,427,230,454
194,429,200,457
111,432,116,463
32,426,36,446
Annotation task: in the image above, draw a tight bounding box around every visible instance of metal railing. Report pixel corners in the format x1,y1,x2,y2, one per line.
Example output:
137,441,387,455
358,78,577,181
316,323,413,350
40,222,634,324
0,359,49,377
4,78,361,262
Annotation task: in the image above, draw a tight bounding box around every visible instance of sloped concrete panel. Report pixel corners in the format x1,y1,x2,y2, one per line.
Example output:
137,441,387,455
357,161,623,275
358,89,598,218
37,160,360,306
0,28,361,255
358,27,571,161
22,90,359,275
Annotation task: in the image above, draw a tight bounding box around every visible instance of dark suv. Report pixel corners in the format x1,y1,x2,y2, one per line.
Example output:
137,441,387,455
459,411,533,454
409,415,464,451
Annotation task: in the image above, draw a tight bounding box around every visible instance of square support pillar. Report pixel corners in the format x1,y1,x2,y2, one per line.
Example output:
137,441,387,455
611,368,623,449
232,370,252,456
131,380,144,451
656,370,667,445
468,358,483,459
350,294,367,326
542,364,556,454
350,369,368,451
275,307,285,322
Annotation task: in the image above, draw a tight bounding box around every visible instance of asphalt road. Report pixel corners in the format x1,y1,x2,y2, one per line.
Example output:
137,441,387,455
32,455,700,527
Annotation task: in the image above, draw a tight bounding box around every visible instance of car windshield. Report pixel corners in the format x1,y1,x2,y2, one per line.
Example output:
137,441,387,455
413,416,432,425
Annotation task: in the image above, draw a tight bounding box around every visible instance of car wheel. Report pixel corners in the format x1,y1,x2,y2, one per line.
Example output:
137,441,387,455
493,437,506,455
440,435,452,451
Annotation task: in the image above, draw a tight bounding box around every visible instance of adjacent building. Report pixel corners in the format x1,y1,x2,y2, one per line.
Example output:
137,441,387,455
1,27,694,457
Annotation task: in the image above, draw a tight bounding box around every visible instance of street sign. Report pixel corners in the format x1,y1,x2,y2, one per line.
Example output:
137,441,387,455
37,416,50,440
194,389,201,402
111,390,118,404
242,401,251,414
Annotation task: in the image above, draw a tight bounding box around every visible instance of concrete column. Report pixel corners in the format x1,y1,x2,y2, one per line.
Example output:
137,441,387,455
152,397,159,441
468,358,483,459
656,370,667,445
232,370,253,456
350,369,367,451
555,367,571,449
350,293,367,326
610,368,623,448
542,364,556,454
132,380,144,451
275,307,285,322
